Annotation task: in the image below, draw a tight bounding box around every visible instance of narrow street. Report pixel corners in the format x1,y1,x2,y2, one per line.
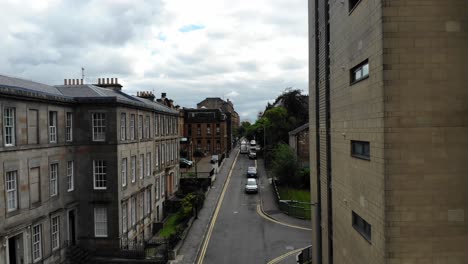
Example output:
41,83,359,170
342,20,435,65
198,151,311,264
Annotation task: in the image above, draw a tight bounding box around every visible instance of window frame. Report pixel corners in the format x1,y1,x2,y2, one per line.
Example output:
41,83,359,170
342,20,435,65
131,196,136,226
51,215,60,250
67,160,74,192
350,59,369,85
5,170,18,212
131,156,136,183
139,154,144,179
146,188,151,215
93,160,107,190
32,224,42,262
50,163,58,197
49,111,58,143
120,113,126,141
138,115,143,139
3,107,16,146
94,207,108,237
145,115,150,139
121,158,127,187
146,152,152,177
92,112,106,142
130,114,135,140
122,202,128,233
351,140,370,160
352,211,372,242
66,112,73,142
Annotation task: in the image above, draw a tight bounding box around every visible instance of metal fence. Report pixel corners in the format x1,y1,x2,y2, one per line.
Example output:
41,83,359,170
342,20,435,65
272,180,312,220
297,246,313,264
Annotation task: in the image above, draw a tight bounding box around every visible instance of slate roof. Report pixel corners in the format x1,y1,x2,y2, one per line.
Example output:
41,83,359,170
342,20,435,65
289,123,309,136
0,75,177,114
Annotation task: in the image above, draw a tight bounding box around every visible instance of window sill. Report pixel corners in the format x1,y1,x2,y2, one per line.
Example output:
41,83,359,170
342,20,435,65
351,154,370,161
350,75,369,86
353,226,372,244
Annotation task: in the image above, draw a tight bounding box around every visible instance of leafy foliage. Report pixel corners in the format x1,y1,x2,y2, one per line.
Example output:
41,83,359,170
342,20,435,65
271,143,301,186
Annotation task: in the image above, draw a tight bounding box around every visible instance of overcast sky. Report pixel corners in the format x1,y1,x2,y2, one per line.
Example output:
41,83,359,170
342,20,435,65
0,0,308,122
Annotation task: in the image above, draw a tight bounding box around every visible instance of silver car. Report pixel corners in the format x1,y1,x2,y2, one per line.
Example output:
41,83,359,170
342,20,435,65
245,178,258,193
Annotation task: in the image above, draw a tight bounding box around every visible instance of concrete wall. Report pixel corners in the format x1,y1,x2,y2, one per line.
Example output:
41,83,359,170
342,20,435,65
382,1,468,263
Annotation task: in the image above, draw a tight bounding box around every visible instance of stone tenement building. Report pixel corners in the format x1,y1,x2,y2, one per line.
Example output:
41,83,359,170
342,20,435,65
309,1,467,264
0,76,180,263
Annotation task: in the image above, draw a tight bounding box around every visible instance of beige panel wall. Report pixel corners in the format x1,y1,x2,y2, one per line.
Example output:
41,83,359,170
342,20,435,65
329,0,385,263
383,1,468,263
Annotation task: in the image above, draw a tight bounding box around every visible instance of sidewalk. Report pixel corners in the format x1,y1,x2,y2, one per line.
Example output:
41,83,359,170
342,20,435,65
256,158,312,229
170,150,239,264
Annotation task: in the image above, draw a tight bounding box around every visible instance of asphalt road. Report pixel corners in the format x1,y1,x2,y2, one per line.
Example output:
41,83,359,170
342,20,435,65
201,153,311,264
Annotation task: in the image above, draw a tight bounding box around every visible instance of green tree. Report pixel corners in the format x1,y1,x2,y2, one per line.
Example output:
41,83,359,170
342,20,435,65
271,143,301,186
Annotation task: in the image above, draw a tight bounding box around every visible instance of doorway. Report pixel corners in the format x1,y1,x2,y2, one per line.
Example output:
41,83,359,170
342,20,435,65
8,234,24,264
68,210,76,245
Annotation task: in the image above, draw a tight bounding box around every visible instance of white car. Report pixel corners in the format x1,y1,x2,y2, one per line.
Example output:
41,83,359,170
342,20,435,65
245,178,258,193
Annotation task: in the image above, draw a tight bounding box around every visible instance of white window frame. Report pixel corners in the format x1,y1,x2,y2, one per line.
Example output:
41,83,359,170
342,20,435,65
154,114,159,136
67,161,74,192
32,224,42,262
3,107,15,146
92,113,106,142
122,202,128,232
145,115,150,139
131,156,136,183
66,112,73,142
5,170,18,212
139,154,144,179
130,114,135,140
49,111,57,143
146,152,152,177
93,160,107,190
94,207,108,237
50,163,58,197
121,158,127,187
155,145,160,170
139,192,144,221
138,115,143,139
51,215,60,250
155,177,160,200
120,113,126,141
146,188,151,215
131,196,136,225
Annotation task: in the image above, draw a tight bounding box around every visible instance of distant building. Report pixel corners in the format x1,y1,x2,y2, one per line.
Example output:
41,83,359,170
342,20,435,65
288,123,309,168
197,97,240,141
309,1,467,264
0,76,180,263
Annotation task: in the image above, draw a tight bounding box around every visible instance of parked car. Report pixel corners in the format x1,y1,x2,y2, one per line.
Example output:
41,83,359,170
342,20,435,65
210,155,219,164
247,166,257,178
180,158,193,168
245,178,258,194
248,151,257,159
250,140,256,147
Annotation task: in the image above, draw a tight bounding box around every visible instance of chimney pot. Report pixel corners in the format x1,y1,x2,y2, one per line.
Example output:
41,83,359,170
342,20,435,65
64,79,67,85
162,92,166,98
111,78,114,84
81,79,83,85
115,78,118,83
72,79,75,85
106,78,109,84
98,78,101,84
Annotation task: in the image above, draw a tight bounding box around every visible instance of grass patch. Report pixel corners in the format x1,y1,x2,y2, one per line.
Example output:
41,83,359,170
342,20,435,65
277,186,311,203
159,214,180,238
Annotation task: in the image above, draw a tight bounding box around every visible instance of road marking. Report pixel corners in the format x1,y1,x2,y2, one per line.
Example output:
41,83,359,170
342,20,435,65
266,247,304,264
196,151,240,264
256,204,312,231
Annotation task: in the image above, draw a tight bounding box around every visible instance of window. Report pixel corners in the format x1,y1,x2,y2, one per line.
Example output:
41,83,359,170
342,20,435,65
5,171,18,212
66,112,73,142
49,111,57,143
145,115,150,139
216,140,221,153
93,160,107,189
188,124,192,137
216,123,220,135
67,161,74,192
197,124,201,136
92,113,106,141
351,140,370,160
120,113,126,141
207,140,211,153
131,196,136,225
130,114,135,140
350,60,369,84
207,124,211,135
30,168,40,204
352,211,371,242
139,154,144,179
50,163,58,197
121,158,127,187
146,153,152,177
161,116,166,135
32,224,42,262
161,175,165,196
155,145,160,171
139,192,144,220
94,207,108,237
122,202,128,232
3,107,15,146
146,188,151,215
349,0,362,12
155,177,160,200
165,116,169,135
154,114,159,136
51,216,60,250
131,156,136,183
138,115,143,139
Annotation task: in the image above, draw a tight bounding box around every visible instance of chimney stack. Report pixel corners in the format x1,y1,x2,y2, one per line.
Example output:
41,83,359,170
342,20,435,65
94,77,122,91
137,91,155,101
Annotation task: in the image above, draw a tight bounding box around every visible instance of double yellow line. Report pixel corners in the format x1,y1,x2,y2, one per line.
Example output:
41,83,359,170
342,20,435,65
196,151,240,264
266,247,304,264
